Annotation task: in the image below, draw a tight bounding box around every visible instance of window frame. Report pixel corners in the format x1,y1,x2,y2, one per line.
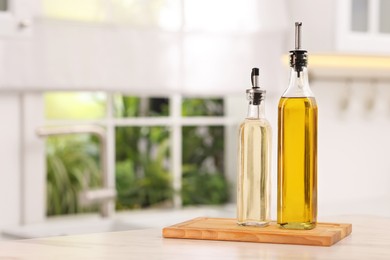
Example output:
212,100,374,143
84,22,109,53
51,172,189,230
43,92,232,209
336,0,390,54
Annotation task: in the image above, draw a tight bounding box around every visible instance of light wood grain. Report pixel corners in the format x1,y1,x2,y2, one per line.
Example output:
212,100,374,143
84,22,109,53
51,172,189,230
163,217,352,246
0,215,389,259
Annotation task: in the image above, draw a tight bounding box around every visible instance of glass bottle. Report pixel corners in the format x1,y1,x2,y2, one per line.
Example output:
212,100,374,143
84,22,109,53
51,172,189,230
277,22,318,230
237,68,271,227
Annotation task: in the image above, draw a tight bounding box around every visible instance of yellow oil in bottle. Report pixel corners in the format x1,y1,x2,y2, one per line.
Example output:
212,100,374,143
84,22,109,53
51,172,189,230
277,97,317,230
237,119,271,226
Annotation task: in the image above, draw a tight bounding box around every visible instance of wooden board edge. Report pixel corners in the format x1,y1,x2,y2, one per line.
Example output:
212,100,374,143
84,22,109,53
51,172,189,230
162,218,353,247
163,227,334,246
165,219,352,238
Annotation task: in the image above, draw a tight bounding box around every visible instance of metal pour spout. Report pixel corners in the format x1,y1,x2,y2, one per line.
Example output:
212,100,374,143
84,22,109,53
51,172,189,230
247,67,265,106
295,22,302,50
251,67,259,88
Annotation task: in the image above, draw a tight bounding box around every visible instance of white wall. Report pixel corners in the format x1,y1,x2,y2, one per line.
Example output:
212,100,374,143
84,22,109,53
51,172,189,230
0,95,21,230
0,93,45,231
286,0,337,52
0,0,42,232
20,93,45,225
314,79,390,216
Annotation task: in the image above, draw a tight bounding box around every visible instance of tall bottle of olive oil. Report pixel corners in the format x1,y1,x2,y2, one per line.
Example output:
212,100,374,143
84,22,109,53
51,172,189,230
277,22,317,230
237,68,271,227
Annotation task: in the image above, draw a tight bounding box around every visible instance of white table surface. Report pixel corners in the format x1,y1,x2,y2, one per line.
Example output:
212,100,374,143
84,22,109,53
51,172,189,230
0,215,389,260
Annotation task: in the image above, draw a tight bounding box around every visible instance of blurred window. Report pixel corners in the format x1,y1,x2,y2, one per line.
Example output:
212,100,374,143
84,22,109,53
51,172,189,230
46,134,102,216
338,0,390,53
42,0,181,30
379,0,390,33
42,0,108,22
115,126,171,209
0,0,7,11
44,92,228,215
44,92,106,120
182,126,227,205
113,94,169,118
350,0,390,35
182,98,224,117
351,0,368,32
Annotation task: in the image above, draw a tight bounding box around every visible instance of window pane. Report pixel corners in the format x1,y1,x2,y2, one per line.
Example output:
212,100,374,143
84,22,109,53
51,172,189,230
0,0,7,11
380,0,390,33
44,92,106,120
46,135,101,216
110,0,181,30
115,126,172,209
42,0,180,29
182,126,228,205
113,94,169,117
351,0,368,32
42,0,107,22
182,98,224,116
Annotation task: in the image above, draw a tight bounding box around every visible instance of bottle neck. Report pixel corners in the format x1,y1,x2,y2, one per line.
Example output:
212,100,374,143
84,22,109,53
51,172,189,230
247,101,265,119
282,67,314,98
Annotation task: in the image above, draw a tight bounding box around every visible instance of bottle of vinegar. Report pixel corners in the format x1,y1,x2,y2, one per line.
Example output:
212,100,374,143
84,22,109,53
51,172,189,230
277,22,318,230
237,68,271,227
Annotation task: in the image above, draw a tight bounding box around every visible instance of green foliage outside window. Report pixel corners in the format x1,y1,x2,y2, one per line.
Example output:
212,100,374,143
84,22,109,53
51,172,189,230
46,135,101,216
182,126,228,205
115,126,172,209
45,93,229,215
181,98,228,205
182,98,224,117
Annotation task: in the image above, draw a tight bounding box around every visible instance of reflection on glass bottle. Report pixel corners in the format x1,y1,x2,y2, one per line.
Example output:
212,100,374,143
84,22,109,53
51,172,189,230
277,22,317,230
237,68,271,227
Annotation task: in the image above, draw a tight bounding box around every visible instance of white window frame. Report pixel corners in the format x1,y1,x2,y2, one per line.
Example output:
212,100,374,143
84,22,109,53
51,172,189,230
42,92,234,210
337,0,390,54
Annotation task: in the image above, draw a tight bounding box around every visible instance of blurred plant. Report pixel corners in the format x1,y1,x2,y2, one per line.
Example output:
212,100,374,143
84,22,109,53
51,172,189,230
115,94,172,209
113,95,169,117
181,126,228,205
115,125,172,209
46,94,228,215
182,98,224,116
46,135,101,216
181,98,228,205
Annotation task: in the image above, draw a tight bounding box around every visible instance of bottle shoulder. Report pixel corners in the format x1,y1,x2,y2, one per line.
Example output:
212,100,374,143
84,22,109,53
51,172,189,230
284,67,314,97
282,87,315,98
240,118,272,129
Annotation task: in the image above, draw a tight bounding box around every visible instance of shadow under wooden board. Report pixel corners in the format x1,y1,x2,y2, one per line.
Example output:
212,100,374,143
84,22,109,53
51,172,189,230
162,217,352,247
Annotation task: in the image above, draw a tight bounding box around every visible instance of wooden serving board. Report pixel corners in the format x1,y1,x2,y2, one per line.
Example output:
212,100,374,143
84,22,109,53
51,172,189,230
162,217,352,247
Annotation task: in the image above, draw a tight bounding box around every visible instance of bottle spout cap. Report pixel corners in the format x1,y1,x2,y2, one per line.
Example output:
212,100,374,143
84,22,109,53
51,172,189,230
251,68,259,88
247,67,265,105
290,22,307,76
295,22,302,50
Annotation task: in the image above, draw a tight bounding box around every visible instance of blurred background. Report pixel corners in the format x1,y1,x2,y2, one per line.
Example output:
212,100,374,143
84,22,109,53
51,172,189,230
1,0,390,239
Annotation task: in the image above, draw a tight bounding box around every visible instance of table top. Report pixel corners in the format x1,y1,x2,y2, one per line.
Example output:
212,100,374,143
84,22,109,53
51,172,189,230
0,215,389,260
